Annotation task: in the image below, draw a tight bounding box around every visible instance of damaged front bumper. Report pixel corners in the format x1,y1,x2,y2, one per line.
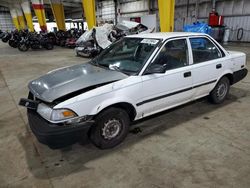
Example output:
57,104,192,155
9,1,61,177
19,98,93,149
27,109,93,149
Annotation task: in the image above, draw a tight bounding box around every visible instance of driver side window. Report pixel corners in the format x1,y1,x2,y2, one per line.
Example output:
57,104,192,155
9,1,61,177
152,39,189,71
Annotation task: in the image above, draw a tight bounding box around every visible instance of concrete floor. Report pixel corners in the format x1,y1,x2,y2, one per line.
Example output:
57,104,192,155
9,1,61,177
0,42,250,188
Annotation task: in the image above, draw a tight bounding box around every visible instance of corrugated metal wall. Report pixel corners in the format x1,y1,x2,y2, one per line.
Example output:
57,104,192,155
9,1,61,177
113,0,250,42
96,0,116,23
0,6,14,31
175,0,250,42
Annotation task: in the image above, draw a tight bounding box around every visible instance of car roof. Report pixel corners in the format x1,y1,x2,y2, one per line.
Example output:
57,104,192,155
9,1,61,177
125,32,208,40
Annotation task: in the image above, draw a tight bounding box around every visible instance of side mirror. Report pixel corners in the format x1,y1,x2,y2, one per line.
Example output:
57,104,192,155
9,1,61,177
145,63,166,74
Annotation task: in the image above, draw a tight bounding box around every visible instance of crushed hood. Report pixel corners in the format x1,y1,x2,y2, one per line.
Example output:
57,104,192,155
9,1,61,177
28,63,128,103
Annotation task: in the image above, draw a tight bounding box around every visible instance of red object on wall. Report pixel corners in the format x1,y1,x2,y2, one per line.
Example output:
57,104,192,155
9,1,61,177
209,11,219,26
209,11,224,26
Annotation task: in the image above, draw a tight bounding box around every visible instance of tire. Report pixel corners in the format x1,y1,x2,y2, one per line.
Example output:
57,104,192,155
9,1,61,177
18,43,29,52
60,40,65,47
45,43,54,50
2,38,8,43
90,107,130,149
8,40,14,47
209,77,230,104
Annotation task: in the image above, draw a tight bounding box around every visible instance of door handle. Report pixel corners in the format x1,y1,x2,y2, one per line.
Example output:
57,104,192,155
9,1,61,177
216,64,222,69
184,71,191,78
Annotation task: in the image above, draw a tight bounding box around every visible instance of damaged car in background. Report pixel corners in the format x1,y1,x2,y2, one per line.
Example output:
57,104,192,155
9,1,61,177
19,32,247,149
75,20,154,57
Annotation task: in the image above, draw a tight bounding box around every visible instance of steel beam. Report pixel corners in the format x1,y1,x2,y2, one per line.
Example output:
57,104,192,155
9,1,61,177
81,0,96,29
15,4,27,30
31,0,47,31
10,8,20,30
158,0,175,32
50,0,66,31
21,0,35,32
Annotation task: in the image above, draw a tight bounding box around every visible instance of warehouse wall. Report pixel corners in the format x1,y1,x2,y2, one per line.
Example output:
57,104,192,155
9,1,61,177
0,6,14,31
100,0,250,42
175,0,250,42
97,0,116,22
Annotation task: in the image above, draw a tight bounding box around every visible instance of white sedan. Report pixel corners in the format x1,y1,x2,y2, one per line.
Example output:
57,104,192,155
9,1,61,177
19,32,248,149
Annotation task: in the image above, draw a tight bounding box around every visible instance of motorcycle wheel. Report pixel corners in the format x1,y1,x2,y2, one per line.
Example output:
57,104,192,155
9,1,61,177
2,38,8,43
18,43,29,52
45,43,54,50
12,42,18,48
60,40,65,47
8,40,14,47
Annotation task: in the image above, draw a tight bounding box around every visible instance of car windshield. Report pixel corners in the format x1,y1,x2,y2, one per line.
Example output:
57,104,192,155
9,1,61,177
93,37,160,75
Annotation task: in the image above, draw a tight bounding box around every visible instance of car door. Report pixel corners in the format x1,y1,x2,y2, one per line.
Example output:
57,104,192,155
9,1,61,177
189,36,227,99
138,38,194,117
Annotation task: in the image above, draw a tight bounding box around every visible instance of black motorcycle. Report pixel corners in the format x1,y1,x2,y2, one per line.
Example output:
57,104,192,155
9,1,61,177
1,32,11,43
18,33,54,52
0,30,4,39
8,31,24,48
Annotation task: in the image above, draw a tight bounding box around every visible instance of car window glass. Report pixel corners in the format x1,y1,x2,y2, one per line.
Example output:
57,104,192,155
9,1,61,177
151,39,188,71
95,38,160,75
190,37,222,64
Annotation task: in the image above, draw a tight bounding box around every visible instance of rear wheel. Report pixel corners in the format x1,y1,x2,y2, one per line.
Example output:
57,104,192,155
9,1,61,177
8,40,14,47
18,43,29,52
45,43,54,50
2,38,8,43
90,107,130,149
209,77,230,104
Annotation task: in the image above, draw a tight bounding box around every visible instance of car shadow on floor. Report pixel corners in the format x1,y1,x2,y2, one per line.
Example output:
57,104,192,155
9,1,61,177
18,86,249,179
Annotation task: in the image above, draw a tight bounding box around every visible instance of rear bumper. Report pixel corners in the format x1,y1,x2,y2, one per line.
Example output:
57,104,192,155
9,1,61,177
27,109,93,149
232,68,248,84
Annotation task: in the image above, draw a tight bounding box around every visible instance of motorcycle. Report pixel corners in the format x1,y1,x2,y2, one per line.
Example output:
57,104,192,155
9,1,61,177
1,32,11,43
8,30,25,48
0,30,4,39
18,32,54,52
65,29,84,48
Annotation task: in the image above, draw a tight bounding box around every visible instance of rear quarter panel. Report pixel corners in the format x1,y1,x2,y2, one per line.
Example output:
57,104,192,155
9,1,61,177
227,51,247,72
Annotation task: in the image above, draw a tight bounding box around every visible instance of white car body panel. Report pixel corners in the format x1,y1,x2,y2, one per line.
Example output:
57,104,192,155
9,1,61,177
47,32,247,122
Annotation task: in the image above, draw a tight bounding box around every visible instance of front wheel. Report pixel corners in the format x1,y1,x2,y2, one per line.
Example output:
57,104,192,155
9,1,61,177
209,77,230,104
18,43,29,52
90,107,130,149
45,43,54,50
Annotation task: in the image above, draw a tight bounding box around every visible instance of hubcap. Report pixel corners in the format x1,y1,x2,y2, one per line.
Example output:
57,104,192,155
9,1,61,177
102,119,121,140
216,83,227,100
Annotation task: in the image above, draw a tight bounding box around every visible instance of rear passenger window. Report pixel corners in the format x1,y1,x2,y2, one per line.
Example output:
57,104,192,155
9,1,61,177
152,39,188,71
190,37,222,64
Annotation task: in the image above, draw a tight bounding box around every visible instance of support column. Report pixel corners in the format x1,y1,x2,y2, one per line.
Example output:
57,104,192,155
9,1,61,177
158,0,175,32
21,0,35,32
50,0,66,31
31,0,47,31
15,4,26,30
82,0,96,29
10,8,20,30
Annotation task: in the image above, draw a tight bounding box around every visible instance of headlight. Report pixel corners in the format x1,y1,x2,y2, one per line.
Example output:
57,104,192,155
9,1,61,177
37,103,53,120
37,103,77,122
